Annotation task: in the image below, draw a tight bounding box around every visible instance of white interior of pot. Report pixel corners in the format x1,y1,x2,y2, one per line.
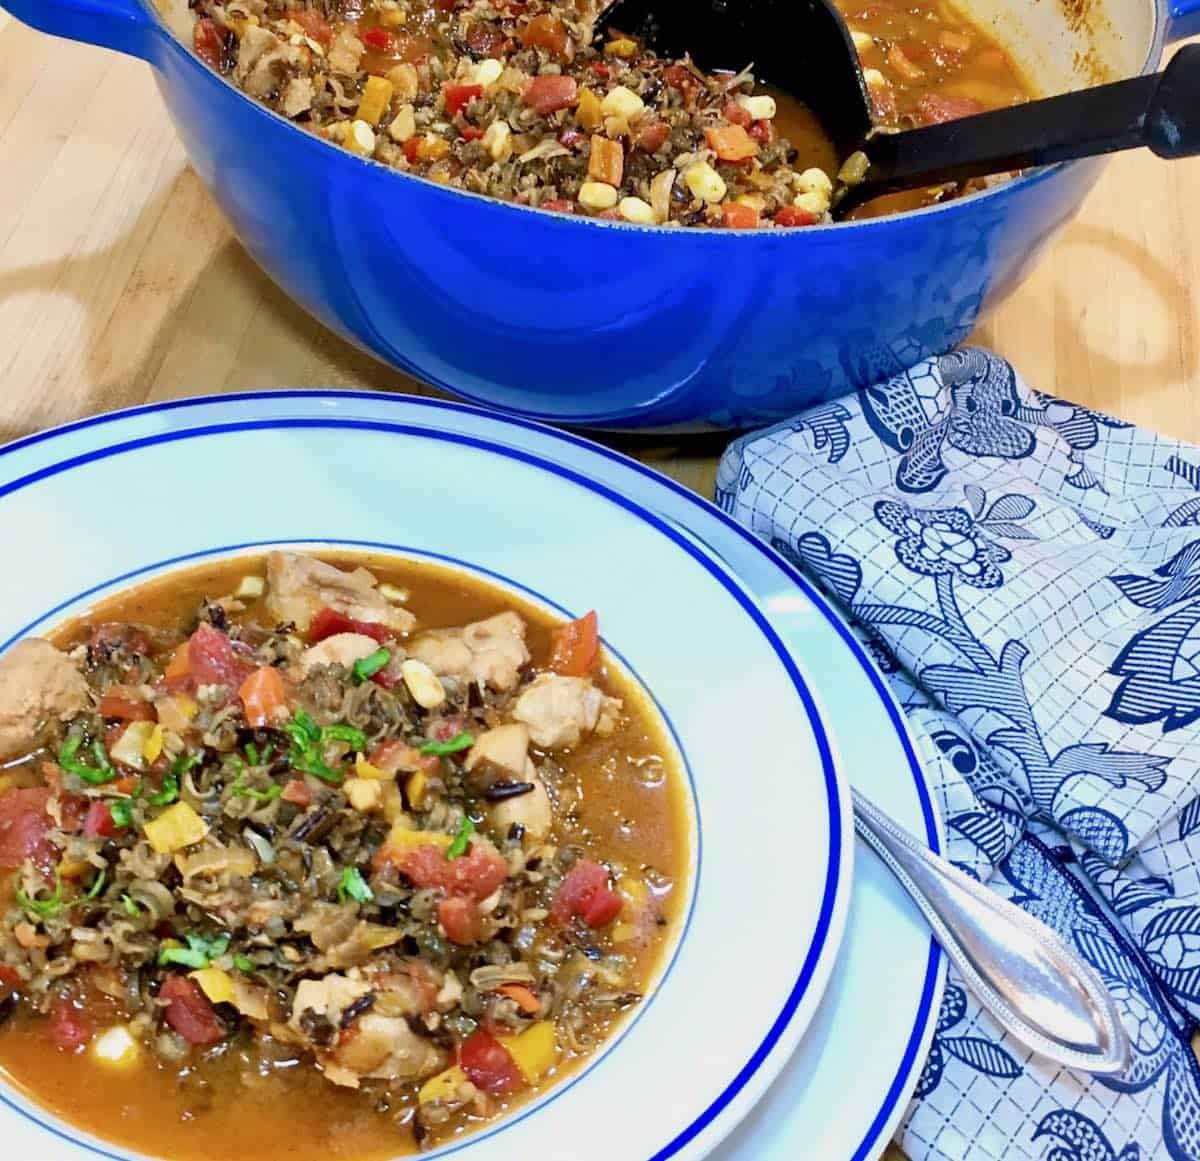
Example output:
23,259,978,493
951,0,1157,94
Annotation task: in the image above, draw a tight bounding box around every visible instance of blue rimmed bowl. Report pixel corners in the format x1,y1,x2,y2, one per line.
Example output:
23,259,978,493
3,0,1198,430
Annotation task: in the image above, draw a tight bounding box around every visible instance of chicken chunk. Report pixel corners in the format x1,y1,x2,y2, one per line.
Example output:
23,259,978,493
235,26,307,100
512,674,621,750
490,767,553,841
329,1013,444,1085
297,632,382,678
265,552,415,635
408,612,529,692
326,26,365,74
281,76,315,118
0,640,90,762
465,724,553,839
465,723,530,782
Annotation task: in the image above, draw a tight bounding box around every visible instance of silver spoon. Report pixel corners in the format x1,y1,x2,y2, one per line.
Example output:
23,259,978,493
853,789,1131,1075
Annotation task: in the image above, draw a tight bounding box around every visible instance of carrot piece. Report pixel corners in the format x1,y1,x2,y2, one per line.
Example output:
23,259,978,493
497,983,542,1014
547,611,599,676
587,135,624,186
722,202,759,229
239,666,287,728
164,642,191,680
704,124,758,162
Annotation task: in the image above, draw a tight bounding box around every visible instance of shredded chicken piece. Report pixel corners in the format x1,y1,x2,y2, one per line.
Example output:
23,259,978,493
0,639,90,761
409,612,529,691
265,552,415,634
512,673,621,750
297,632,382,677
281,75,315,118
326,26,364,73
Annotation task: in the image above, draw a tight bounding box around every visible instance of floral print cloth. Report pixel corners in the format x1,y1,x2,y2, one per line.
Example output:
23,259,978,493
716,348,1200,1161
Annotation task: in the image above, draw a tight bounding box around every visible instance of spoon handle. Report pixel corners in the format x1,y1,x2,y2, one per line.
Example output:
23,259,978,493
852,789,1130,1075
850,43,1200,202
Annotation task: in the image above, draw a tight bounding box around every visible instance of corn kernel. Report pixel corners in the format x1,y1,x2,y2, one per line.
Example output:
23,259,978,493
379,6,407,26
618,196,655,224
357,75,394,126
400,658,446,709
605,36,638,57
793,189,830,217
600,84,644,121
388,104,416,143
345,777,384,812
736,94,777,120
578,181,619,210
474,58,504,89
576,87,603,130
345,119,377,157
850,28,875,53
387,62,419,101
482,119,513,162
684,161,726,204
92,1026,140,1069
794,167,833,198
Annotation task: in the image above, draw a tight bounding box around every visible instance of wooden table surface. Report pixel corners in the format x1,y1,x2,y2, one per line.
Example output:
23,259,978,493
1,11,1198,1159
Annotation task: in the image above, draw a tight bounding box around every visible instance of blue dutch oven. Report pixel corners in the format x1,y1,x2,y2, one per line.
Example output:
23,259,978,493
4,0,1198,429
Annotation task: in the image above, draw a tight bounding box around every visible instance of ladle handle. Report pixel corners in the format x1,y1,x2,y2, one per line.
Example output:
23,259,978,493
851,43,1200,201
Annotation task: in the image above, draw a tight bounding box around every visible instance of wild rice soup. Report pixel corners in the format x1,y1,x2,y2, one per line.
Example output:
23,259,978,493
185,0,1034,226
0,552,687,1158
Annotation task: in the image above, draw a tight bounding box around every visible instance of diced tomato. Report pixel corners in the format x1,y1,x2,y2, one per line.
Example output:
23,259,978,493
83,801,120,840
98,689,155,721
704,124,758,162
460,124,485,141
466,20,506,55
548,611,598,676
185,623,256,693
380,840,508,901
0,788,55,877
460,1030,523,1094
522,74,578,115
403,137,423,164
518,13,568,57
291,7,332,47
192,17,228,71
598,209,622,220
722,202,760,229
307,607,390,645
662,64,693,89
159,976,224,1046
443,82,483,116
438,896,486,944
368,740,438,777
551,859,623,928
362,27,397,53
590,60,610,77
541,199,575,213
281,778,312,808
49,995,90,1052
0,965,22,999
369,652,406,689
559,129,585,149
749,119,771,143
915,92,986,124
722,100,752,127
635,121,669,153
114,774,139,795
774,206,818,227
239,666,287,729
435,0,458,10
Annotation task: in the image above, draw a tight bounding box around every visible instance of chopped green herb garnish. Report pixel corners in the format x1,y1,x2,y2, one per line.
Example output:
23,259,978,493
261,743,276,764
16,874,62,920
120,893,141,918
157,931,230,970
351,647,391,685
445,816,475,861
293,711,322,744
233,954,255,973
231,778,283,802
84,869,107,899
421,731,475,757
245,742,260,766
337,866,374,905
58,736,117,786
149,771,179,807
322,724,367,751
108,800,134,828
284,713,344,785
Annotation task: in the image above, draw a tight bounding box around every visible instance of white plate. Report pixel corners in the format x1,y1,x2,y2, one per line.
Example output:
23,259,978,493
0,392,858,1161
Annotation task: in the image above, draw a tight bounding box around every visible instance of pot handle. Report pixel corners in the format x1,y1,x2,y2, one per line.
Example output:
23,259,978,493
1168,0,1200,38
1,0,157,60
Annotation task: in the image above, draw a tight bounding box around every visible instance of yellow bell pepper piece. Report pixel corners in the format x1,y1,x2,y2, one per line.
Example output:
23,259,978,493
355,754,390,781
144,802,209,854
498,1021,557,1085
357,75,395,126
143,724,164,765
190,968,236,1006
576,87,603,131
605,37,638,57
382,820,452,853
406,769,428,809
419,1064,468,1104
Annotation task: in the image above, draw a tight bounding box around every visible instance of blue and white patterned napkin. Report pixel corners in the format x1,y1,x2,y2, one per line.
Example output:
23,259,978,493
715,348,1200,1161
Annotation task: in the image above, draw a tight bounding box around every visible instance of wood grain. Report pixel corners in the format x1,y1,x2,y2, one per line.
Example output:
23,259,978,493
0,15,1198,1160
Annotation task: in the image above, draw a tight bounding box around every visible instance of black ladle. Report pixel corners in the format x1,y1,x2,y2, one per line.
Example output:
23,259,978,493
594,0,1200,217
